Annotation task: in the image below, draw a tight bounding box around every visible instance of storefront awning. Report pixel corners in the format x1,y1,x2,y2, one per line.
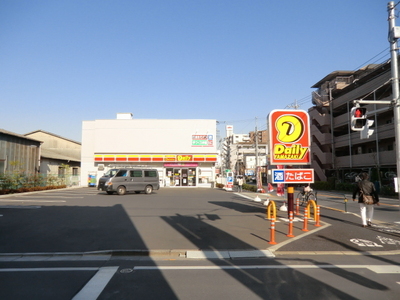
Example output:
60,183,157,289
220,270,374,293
94,153,217,163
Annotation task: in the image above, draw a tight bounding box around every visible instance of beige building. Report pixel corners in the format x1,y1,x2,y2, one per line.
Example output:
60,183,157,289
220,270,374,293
310,62,396,185
24,130,81,184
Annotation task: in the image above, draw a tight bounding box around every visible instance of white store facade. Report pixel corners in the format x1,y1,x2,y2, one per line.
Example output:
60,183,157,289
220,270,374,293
80,114,218,188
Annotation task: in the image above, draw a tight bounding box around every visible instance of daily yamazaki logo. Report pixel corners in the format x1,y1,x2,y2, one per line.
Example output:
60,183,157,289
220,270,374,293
177,155,192,161
269,110,310,165
275,115,304,143
274,114,307,160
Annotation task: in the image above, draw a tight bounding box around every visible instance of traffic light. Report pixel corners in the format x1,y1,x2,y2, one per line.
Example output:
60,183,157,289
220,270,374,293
350,107,367,131
257,131,263,143
360,119,374,139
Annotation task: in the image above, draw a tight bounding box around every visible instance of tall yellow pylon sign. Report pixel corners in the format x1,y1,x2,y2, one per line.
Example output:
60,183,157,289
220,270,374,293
268,110,311,165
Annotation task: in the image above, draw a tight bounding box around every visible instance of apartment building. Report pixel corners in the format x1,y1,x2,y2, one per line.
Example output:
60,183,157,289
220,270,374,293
310,62,396,184
219,127,268,176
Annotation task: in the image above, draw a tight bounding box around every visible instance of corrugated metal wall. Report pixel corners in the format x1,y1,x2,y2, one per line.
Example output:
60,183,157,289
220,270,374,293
0,133,40,174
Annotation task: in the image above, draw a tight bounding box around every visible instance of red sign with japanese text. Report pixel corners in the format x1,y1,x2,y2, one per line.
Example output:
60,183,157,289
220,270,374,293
271,169,314,184
268,110,311,165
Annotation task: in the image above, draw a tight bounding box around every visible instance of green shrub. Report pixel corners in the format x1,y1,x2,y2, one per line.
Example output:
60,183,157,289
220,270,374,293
380,185,397,196
0,184,67,195
312,181,334,190
243,184,257,192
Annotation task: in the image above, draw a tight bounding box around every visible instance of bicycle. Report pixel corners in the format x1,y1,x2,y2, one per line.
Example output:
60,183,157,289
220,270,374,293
296,190,316,206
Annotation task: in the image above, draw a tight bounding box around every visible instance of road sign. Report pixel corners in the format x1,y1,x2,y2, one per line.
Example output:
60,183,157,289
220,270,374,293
271,169,314,184
268,110,311,165
225,172,234,191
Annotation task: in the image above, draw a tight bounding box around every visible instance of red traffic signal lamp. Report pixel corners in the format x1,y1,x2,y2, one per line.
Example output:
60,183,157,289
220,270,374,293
350,107,367,131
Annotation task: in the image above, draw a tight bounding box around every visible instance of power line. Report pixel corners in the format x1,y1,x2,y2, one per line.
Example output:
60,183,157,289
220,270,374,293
353,47,390,71
218,44,395,133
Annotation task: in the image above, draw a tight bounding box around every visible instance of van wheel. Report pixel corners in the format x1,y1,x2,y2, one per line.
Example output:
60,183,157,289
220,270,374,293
145,185,153,194
106,191,114,195
117,186,126,195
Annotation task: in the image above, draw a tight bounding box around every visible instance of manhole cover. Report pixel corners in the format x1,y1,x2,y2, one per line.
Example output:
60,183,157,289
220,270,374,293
120,268,133,274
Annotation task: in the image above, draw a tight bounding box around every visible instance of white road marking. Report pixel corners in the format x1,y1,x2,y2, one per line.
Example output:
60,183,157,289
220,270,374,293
0,205,41,209
0,267,99,272
134,264,400,274
376,236,400,245
350,238,383,247
0,200,66,203
72,266,119,300
16,196,84,198
0,266,119,300
186,250,275,259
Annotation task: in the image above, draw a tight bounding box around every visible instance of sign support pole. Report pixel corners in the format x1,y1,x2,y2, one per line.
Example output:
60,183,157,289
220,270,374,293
287,185,294,218
388,2,400,203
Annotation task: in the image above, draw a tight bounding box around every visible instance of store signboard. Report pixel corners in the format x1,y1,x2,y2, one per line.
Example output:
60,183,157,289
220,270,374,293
192,135,213,147
164,163,198,167
177,155,192,161
268,110,311,165
271,168,314,184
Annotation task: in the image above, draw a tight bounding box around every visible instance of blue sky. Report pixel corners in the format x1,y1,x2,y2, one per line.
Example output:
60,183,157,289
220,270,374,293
0,0,392,143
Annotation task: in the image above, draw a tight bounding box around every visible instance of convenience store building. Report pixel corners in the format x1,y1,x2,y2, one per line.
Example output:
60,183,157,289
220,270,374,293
80,113,218,187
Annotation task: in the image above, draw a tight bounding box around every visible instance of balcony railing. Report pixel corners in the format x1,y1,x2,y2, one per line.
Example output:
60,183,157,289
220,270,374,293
335,150,395,168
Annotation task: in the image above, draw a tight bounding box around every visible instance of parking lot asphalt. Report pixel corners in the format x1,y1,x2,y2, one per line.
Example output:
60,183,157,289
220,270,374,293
0,187,399,260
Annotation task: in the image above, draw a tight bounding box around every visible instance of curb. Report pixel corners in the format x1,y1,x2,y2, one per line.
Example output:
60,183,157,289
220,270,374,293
0,249,275,261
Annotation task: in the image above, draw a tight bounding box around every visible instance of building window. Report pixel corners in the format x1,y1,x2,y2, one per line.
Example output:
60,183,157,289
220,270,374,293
72,168,78,176
58,167,65,178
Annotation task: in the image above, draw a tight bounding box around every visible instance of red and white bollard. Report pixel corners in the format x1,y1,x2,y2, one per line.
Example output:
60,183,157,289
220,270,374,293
287,211,295,237
302,207,309,232
269,217,277,245
315,205,321,227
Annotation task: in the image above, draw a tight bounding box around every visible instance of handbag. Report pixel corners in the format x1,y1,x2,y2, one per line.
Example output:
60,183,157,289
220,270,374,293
361,193,374,205
359,182,376,205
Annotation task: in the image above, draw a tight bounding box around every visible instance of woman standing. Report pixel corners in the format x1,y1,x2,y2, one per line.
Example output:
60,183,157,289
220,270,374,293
352,172,380,227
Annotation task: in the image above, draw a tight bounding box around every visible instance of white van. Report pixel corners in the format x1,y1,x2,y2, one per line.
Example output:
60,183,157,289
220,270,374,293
97,168,160,195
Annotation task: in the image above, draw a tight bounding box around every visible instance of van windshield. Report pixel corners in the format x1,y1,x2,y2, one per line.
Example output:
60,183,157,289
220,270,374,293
104,169,118,177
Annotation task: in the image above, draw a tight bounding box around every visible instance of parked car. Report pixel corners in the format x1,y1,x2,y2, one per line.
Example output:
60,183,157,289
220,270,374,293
97,168,160,195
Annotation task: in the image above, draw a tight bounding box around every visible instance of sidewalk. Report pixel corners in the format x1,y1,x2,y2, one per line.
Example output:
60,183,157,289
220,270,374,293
234,190,400,257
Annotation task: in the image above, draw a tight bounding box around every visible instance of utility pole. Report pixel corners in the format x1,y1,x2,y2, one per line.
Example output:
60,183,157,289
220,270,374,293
255,117,259,170
388,1,400,199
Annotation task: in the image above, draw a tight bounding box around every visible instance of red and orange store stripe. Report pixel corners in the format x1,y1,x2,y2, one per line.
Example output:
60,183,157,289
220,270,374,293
94,154,217,162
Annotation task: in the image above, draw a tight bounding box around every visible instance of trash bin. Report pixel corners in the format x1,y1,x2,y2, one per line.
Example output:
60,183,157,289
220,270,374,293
211,181,215,188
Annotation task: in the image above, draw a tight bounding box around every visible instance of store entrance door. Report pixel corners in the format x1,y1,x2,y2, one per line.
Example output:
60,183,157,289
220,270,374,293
166,168,197,186
182,168,188,186
173,169,181,186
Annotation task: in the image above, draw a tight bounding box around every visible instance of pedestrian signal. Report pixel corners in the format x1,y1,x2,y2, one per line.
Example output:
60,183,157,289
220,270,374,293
350,107,367,131
360,119,374,139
